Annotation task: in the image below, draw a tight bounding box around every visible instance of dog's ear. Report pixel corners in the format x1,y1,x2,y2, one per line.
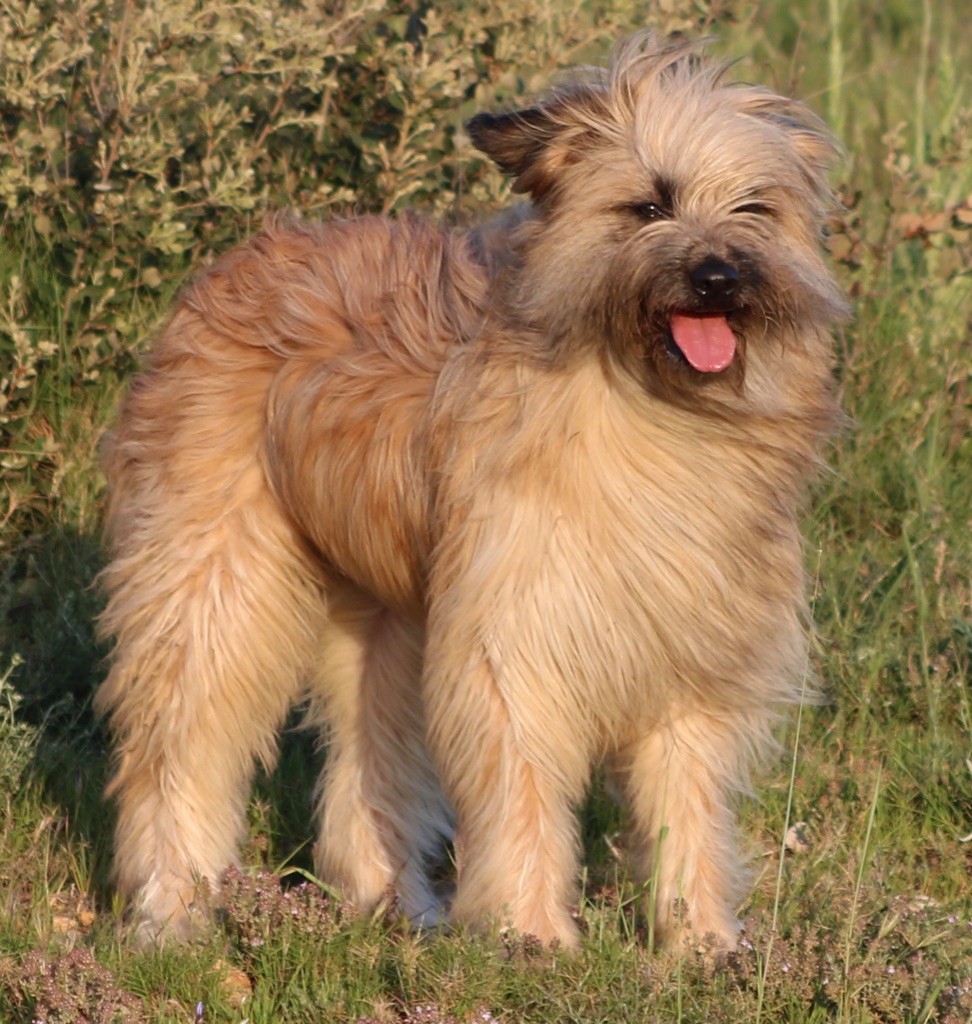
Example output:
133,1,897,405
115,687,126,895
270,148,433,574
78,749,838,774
740,92,840,207
466,106,573,201
787,121,841,196
778,111,839,203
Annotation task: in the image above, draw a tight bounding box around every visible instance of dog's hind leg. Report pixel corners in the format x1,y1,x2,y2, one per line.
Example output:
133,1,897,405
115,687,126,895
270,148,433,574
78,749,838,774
310,585,453,927
97,374,324,943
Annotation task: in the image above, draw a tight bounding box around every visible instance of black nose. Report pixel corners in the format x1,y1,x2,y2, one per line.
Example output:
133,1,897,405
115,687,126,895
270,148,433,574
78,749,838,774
689,258,740,306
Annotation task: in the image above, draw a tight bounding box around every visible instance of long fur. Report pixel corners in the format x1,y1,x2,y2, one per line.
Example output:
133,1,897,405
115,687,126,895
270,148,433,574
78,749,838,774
97,33,847,948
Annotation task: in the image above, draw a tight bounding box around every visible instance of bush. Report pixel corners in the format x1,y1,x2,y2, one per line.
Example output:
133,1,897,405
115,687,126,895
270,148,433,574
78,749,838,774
0,0,692,454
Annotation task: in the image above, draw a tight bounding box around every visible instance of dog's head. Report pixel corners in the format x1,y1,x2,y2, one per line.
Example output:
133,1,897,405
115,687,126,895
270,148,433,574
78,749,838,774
467,33,849,403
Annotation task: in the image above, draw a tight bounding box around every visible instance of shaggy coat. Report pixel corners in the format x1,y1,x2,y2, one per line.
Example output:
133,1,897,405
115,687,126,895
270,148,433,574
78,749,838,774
97,34,847,948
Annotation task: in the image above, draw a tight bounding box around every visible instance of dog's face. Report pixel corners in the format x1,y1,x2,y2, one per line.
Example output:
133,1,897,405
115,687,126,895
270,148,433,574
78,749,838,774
467,36,848,400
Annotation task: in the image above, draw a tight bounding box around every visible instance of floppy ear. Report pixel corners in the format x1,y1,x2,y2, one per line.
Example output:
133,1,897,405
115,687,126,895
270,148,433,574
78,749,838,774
778,111,840,203
466,106,570,201
740,91,840,205
787,120,841,197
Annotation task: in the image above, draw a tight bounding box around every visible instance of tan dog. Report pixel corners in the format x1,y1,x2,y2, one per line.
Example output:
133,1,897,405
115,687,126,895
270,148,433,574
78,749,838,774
97,33,847,949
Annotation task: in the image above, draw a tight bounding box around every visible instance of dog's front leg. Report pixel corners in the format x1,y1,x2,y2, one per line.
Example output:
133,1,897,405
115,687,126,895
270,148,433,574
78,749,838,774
613,710,756,951
422,620,590,949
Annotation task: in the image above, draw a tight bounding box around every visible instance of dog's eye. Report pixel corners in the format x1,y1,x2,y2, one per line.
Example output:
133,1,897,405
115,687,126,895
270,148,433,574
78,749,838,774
734,202,773,217
629,201,671,222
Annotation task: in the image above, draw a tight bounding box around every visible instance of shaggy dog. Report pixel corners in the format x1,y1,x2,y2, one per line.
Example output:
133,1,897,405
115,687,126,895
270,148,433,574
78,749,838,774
97,33,847,948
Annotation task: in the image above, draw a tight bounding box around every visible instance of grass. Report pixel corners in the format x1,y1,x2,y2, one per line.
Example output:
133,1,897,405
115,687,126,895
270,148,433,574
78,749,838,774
1,0,970,1021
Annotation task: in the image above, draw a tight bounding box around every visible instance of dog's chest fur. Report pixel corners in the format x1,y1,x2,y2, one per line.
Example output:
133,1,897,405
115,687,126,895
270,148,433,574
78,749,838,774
431,354,808,726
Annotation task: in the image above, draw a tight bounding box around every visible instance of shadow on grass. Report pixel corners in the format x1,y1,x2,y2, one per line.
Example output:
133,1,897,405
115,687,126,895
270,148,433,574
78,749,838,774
0,522,325,908
1,523,115,902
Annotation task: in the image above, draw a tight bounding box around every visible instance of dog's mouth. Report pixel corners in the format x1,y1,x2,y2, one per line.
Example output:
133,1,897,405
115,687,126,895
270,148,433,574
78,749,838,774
665,312,738,373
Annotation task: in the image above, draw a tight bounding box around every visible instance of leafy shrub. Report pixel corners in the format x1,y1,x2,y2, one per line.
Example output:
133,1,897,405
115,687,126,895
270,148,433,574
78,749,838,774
0,0,681,454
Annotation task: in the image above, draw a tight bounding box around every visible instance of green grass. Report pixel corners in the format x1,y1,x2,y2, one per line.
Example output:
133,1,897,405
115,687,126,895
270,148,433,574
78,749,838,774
1,0,970,1021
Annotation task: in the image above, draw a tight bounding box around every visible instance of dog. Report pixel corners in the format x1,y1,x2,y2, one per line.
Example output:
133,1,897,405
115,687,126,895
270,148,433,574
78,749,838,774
97,32,848,949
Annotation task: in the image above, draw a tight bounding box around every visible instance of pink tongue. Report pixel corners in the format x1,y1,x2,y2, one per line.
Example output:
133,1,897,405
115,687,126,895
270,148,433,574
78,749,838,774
669,313,736,373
